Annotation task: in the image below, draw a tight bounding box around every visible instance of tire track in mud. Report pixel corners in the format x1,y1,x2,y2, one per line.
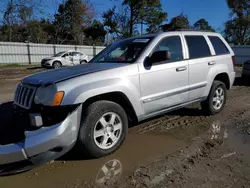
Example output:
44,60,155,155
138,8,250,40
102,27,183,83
137,115,210,135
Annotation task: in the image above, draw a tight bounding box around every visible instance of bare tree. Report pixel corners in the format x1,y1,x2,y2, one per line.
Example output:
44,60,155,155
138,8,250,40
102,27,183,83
54,0,96,44
2,0,44,41
224,0,250,45
3,0,16,41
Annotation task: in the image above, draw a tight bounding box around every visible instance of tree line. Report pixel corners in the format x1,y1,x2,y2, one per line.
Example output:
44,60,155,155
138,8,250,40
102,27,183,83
0,0,249,45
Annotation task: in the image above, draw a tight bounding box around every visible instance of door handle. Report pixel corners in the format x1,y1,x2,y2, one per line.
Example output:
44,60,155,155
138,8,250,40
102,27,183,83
176,66,187,72
208,61,216,66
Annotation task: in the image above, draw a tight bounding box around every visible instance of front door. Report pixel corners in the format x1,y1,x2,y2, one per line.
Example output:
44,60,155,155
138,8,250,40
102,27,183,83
62,53,73,66
139,35,189,114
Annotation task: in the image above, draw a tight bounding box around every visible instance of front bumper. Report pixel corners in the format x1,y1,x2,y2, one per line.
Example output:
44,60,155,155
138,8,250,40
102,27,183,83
41,63,52,68
41,60,53,68
0,105,82,166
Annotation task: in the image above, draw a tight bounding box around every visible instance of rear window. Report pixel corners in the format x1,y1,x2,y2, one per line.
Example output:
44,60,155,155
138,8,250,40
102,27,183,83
185,36,211,59
72,52,82,56
209,36,230,55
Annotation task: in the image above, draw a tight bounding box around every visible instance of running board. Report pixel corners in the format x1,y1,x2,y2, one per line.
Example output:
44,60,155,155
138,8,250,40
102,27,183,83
140,98,204,121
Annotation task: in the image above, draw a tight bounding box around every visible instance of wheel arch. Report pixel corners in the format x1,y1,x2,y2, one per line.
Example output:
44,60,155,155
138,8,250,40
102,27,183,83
82,92,138,124
80,60,87,64
213,72,230,90
53,60,62,66
204,71,231,99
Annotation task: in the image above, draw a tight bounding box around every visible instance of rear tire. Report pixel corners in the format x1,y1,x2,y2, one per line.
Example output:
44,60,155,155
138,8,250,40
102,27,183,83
80,60,87,64
201,80,227,115
76,100,128,158
52,61,62,69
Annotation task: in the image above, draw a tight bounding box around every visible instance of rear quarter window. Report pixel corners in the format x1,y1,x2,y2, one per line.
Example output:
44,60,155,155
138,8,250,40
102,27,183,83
185,36,211,59
208,36,230,55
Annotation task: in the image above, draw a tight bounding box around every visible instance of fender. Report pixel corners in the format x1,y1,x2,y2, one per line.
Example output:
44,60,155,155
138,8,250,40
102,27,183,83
59,77,144,118
204,63,230,97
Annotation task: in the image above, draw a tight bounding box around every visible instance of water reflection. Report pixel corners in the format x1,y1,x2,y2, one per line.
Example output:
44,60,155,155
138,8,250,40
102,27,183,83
0,132,189,188
210,120,228,140
210,119,250,162
211,120,221,140
95,159,122,185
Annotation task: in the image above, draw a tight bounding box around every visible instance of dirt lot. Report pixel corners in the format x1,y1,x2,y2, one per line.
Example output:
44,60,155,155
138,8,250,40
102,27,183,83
0,66,250,188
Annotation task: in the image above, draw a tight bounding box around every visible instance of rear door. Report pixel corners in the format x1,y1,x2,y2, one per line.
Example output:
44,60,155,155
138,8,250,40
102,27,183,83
72,52,81,65
208,35,233,70
184,34,213,101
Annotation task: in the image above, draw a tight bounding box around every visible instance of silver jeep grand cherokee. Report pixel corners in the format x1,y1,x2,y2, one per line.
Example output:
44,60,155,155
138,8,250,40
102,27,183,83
0,31,235,168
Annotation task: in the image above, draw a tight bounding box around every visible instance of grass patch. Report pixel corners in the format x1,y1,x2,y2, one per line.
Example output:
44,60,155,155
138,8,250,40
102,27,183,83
0,63,29,67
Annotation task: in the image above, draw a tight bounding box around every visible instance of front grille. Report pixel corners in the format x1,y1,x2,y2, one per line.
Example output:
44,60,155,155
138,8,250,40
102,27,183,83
14,84,37,109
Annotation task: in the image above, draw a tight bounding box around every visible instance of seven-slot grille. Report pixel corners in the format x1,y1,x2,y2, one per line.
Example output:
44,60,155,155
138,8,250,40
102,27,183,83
14,84,37,109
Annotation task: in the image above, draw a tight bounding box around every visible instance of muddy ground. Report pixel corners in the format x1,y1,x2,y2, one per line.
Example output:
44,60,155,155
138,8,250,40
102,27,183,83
0,66,250,188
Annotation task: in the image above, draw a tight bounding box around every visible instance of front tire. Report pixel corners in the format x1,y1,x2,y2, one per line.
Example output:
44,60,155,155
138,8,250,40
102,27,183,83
76,100,128,158
52,61,62,69
201,80,227,115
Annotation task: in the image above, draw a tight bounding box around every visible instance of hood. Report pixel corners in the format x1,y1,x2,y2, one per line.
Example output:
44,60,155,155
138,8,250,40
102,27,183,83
22,63,128,86
43,57,55,60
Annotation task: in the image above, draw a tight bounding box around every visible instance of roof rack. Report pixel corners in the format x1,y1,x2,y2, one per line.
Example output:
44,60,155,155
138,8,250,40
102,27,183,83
176,29,215,32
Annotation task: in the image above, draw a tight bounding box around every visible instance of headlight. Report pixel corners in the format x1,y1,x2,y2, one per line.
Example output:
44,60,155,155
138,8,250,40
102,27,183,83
34,85,64,106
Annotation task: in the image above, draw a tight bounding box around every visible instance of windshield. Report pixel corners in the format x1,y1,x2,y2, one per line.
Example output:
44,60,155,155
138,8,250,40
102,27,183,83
53,51,66,57
90,37,154,63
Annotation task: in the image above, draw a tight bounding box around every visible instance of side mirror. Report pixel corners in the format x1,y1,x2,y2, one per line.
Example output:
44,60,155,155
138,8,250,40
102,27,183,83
62,54,68,58
150,50,171,65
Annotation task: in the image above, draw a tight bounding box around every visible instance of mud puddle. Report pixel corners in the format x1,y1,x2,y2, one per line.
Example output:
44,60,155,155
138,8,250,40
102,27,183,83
0,132,188,188
227,126,250,163
210,119,250,163
110,117,250,188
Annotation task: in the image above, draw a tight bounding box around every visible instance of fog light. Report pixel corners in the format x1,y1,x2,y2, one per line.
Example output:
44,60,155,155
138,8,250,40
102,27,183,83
29,113,43,127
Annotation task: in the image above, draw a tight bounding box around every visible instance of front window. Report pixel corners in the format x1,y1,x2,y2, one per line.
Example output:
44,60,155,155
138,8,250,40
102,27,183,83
54,51,66,57
90,37,154,63
153,36,183,63
62,53,69,57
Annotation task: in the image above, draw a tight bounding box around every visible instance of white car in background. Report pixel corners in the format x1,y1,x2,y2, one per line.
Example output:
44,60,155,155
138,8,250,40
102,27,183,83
41,50,89,69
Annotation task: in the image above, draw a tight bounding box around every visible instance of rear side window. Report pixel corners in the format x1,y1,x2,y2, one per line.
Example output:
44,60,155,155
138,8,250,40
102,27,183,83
209,36,230,55
185,36,211,59
72,52,81,56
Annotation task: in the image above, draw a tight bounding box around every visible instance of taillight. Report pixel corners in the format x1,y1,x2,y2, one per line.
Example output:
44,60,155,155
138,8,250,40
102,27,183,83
232,56,235,71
